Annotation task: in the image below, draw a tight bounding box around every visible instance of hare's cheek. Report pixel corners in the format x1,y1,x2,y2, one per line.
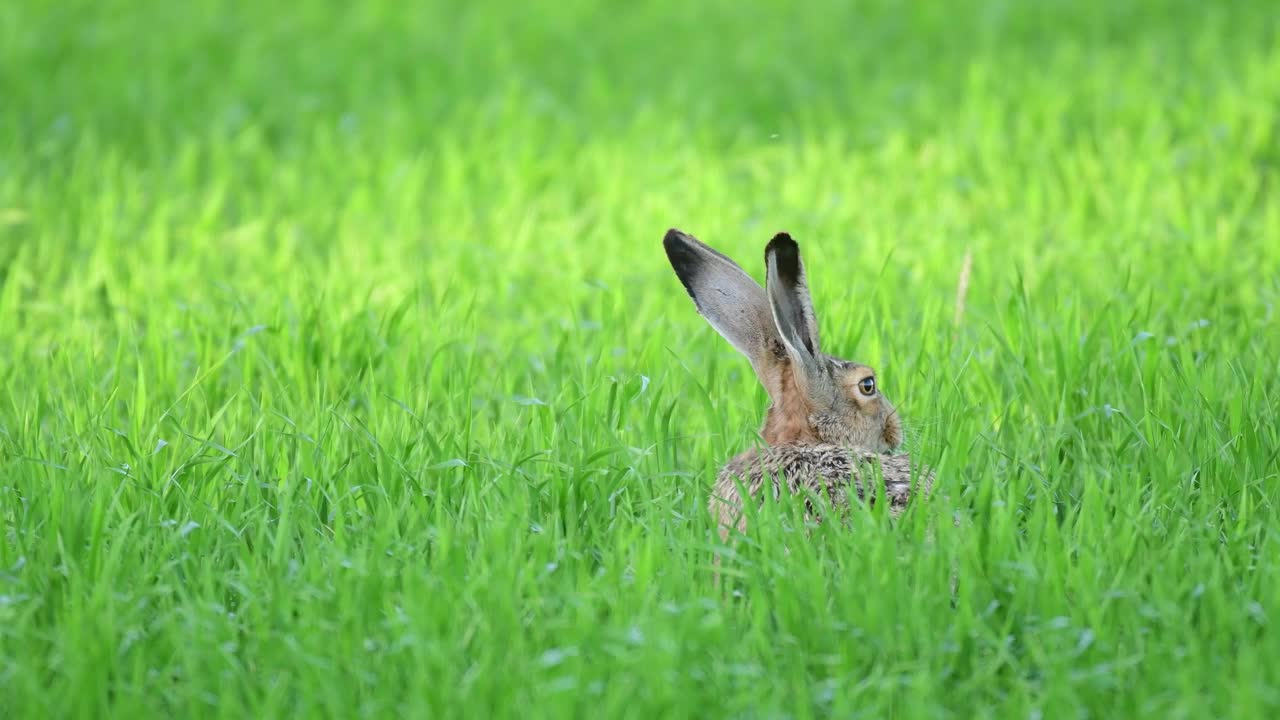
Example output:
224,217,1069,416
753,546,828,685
882,413,903,449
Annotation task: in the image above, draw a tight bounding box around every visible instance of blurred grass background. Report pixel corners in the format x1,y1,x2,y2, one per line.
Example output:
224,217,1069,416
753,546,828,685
2,0,1280,717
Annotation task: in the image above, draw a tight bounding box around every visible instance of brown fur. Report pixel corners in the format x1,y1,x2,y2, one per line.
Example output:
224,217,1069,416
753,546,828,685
709,348,931,544
711,445,933,542
760,340,820,445
661,228,939,568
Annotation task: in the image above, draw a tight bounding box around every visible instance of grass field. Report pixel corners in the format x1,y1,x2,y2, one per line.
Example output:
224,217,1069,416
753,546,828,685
3,0,1280,716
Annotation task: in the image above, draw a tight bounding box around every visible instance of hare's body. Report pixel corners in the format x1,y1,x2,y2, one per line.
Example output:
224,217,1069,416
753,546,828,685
712,445,932,540
662,227,936,551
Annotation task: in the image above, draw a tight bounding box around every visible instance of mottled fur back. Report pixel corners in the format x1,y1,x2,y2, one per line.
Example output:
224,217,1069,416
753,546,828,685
661,228,940,557
711,445,934,541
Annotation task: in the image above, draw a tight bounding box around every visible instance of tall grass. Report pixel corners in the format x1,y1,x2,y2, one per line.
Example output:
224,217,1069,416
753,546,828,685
2,0,1279,716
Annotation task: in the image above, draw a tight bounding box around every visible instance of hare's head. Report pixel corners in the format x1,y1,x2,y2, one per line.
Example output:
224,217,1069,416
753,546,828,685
663,228,902,453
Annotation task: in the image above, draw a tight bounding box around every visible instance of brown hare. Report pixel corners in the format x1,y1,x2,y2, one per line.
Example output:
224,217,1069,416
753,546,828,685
662,228,936,549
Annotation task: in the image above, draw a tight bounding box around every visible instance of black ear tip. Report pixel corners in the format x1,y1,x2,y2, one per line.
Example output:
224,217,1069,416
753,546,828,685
662,228,702,297
766,231,797,250
765,232,800,263
664,228,691,248
663,228,694,262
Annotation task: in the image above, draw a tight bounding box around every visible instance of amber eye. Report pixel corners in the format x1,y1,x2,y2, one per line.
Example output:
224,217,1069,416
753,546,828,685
858,376,877,396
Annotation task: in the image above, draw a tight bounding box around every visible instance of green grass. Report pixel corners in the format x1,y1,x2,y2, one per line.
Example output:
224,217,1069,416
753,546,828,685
3,0,1280,716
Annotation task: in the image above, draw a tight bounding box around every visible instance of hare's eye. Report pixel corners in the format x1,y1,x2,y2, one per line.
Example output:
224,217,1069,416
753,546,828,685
858,377,876,396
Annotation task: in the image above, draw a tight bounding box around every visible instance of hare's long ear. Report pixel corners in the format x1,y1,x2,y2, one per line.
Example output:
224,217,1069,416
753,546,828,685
765,233,824,382
663,229,781,390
